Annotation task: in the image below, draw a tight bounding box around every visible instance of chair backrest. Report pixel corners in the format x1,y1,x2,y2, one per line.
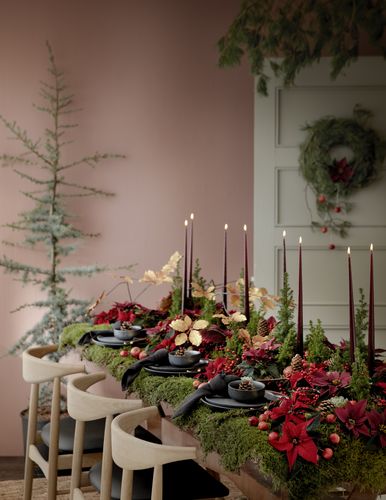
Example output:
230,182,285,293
111,407,197,500
67,372,143,500
22,344,86,500
22,344,86,383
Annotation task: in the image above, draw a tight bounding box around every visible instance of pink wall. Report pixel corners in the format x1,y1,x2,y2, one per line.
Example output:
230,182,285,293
0,1,253,455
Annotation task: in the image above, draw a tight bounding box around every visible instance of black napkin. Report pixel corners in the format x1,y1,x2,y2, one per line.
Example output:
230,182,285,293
172,373,239,418
121,348,169,390
77,329,113,345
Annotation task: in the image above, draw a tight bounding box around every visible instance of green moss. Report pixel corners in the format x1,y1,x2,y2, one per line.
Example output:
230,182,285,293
60,322,110,350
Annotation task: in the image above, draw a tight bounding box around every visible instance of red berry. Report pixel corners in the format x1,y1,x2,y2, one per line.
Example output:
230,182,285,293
322,448,334,460
130,346,141,358
257,421,269,431
318,194,326,204
329,433,340,445
334,206,341,213
321,226,328,234
328,243,336,250
259,413,269,422
268,431,279,442
248,416,259,427
119,349,129,357
325,414,336,424
138,351,148,360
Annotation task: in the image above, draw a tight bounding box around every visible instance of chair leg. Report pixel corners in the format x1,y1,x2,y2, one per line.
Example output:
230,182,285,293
151,465,163,500
70,420,85,499
120,469,134,500
23,383,39,500
100,415,113,500
47,377,61,500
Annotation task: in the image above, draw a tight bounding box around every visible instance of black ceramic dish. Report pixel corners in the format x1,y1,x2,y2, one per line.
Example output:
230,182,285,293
168,349,201,367
227,380,266,403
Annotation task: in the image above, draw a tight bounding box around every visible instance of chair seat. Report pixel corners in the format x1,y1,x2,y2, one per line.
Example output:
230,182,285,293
89,426,229,500
41,415,105,452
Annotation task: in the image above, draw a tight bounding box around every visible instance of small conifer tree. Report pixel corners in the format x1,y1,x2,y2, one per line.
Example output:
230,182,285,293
306,319,333,363
274,272,295,343
0,43,124,354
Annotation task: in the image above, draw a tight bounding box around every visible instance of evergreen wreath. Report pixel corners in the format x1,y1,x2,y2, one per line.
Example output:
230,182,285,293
299,105,386,238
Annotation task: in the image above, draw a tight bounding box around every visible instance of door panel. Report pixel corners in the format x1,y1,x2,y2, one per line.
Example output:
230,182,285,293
254,57,386,349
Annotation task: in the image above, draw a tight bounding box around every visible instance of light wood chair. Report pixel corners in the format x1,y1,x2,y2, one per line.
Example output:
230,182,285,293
22,344,102,500
67,371,143,500
111,407,230,500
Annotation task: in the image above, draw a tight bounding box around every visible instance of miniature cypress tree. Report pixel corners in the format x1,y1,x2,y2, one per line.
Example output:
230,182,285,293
0,43,124,354
274,272,295,343
355,288,368,355
305,319,333,363
350,348,371,400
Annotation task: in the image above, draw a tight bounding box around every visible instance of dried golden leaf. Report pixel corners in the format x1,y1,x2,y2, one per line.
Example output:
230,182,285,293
170,318,188,332
175,332,188,346
161,251,181,275
189,330,202,346
87,290,106,315
230,312,247,323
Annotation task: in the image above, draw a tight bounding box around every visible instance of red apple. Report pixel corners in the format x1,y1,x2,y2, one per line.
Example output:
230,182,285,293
138,351,148,360
119,349,129,357
322,448,334,460
259,413,269,422
248,416,259,427
329,433,340,445
328,243,336,250
268,431,279,442
321,226,328,234
192,380,201,389
130,346,141,358
257,421,269,431
325,413,336,423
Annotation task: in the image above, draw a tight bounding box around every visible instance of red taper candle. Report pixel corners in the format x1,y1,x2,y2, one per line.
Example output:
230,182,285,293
348,247,356,364
188,213,194,298
368,244,375,374
283,229,287,286
223,224,228,310
297,237,303,356
182,219,188,313
243,224,250,324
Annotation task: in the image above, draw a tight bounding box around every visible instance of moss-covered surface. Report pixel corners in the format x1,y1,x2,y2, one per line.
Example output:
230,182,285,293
61,325,386,500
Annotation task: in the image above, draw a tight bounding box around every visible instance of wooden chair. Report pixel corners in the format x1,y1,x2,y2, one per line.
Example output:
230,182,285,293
66,371,143,500
111,407,230,500
22,344,102,500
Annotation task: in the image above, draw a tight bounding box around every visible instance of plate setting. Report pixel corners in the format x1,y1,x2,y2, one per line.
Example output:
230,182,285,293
201,391,282,411
144,359,208,377
91,331,147,348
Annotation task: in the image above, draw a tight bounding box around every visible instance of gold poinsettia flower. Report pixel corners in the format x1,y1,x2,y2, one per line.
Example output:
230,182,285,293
249,286,279,311
237,328,251,346
191,282,216,301
251,334,268,348
140,251,181,285
213,311,247,325
170,315,208,346
227,279,243,308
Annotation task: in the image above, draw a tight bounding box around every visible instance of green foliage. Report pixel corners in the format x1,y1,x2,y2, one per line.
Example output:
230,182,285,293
328,347,347,372
246,307,262,336
168,263,182,318
218,0,386,95
355,288,368,354
350,348,371,401
274,272,295,343
277,326,297,368
305,319,333,363
0,43,124,354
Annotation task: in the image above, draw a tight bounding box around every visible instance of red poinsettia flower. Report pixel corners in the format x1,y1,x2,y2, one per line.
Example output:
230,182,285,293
335,400,370,438
117,310,136,323
269,417,318,470
367,409,386,447
329,157,354,184
204,357,238,380
269,394,308,423
309,370,351,396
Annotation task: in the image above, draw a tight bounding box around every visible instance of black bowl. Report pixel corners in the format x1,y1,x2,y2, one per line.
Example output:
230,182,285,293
227,380,266,403
168,350,201,367
113,324,143,341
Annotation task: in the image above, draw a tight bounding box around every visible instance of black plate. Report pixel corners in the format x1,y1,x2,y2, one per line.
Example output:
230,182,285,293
144,359,208,377
91,332,147,348
201,391,282,411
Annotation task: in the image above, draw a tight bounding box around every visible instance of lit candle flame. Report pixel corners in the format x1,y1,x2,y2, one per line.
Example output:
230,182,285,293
370,243,374,252
243,224,247,231
190,213,194,221
283,230,286,238
184,220,188,227
299,236,302,245
224,223,228,231
347,246,351,255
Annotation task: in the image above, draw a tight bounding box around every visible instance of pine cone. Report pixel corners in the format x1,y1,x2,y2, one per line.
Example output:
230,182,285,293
317,400,335,416
121,321,132,330
239,379,254,391
175,347,186,357
258,318,269,337
291,354,303,372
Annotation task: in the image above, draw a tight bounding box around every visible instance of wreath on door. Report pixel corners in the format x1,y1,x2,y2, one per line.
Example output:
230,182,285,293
299,105,386,238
